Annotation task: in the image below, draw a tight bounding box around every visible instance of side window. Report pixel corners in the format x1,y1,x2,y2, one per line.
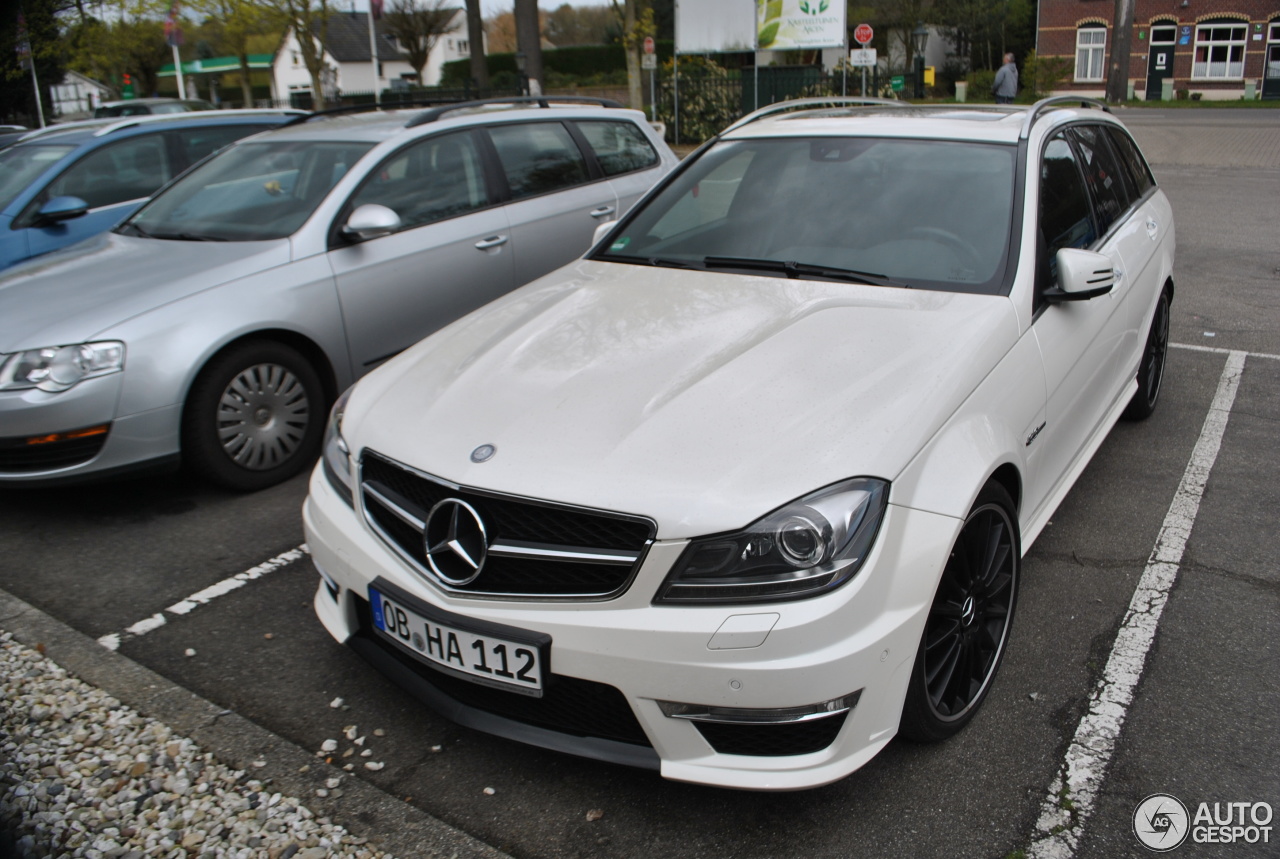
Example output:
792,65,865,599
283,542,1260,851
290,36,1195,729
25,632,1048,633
574,120,659,177
1069,124,1130,234
177,124,271,167
1105,126,1155,199
39,133,172,211
487,122,589,200
1038,133,1095,304
347,130,488,230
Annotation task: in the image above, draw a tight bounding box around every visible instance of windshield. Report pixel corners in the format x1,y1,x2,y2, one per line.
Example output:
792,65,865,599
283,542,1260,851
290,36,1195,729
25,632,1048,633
595,137,1017,293
124,139,374,241
0,144,75,212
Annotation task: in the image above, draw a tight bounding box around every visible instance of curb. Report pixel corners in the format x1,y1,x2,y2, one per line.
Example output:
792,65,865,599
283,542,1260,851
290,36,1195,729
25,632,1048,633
0,586,512,859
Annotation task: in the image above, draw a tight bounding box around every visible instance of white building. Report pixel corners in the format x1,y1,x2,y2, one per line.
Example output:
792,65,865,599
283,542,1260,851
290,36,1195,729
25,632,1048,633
273,8,473,103
51,70,113,119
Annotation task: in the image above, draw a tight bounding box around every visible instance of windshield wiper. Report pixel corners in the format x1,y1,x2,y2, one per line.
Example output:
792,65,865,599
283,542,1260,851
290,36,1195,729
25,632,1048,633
703,256,908,288
647,257,699,269
145,230,229,242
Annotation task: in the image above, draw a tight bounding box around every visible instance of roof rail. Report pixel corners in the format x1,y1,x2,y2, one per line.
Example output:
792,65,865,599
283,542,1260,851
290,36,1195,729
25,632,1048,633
92,108,307,136
1019,96,1110,139
283,98,459,127
722,96,906,134
404,95,625,129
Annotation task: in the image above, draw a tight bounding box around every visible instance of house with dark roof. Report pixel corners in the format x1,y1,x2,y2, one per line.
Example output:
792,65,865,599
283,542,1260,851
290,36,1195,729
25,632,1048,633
272,8,473,100
1037,0,1280,99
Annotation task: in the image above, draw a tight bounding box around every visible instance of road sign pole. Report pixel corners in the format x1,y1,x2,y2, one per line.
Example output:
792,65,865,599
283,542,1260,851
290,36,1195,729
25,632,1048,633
861,67,866,97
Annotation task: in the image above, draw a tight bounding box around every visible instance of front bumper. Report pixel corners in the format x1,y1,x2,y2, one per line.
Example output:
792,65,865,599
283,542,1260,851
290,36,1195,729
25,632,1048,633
303,464,961,790
0,374,181,484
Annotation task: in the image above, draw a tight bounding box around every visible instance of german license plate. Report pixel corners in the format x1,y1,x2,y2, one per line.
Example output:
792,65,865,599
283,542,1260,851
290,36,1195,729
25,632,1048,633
370,586,545,696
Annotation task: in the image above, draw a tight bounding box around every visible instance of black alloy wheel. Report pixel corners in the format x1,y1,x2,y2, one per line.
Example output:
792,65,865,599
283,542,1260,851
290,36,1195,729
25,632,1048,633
900,483,1020,742
1123,288,1171,421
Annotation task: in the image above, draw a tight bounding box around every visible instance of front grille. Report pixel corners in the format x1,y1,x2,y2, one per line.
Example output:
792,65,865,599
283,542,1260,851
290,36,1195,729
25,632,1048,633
0,429,108,472
354,595,651,746
360,451,654,598
694,714,849,757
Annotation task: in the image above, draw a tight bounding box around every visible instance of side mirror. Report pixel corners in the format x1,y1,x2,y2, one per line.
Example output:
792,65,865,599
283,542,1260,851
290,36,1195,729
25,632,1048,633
1044,248,1115,303
591,219,618,249
342,204,401,241
36,196,89,226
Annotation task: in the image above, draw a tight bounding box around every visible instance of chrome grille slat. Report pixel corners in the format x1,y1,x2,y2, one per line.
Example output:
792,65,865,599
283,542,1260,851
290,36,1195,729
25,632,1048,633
360,450,654,599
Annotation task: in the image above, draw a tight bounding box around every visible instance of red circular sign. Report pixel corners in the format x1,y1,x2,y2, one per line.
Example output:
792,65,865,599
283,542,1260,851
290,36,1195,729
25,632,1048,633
854,24,874,45
643,36,656,55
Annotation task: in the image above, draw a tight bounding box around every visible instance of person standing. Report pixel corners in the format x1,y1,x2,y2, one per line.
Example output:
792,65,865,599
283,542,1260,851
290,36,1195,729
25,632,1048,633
992,53,1018,104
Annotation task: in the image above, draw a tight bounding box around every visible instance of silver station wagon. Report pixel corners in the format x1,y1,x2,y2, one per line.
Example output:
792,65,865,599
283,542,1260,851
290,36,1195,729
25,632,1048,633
0,97,677,490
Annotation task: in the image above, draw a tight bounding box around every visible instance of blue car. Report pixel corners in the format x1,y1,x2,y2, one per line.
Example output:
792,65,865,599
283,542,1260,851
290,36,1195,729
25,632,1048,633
0,110,303,270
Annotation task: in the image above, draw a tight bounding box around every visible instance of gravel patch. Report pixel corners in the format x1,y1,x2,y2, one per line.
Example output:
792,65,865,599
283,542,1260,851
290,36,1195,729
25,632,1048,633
0,631,395,859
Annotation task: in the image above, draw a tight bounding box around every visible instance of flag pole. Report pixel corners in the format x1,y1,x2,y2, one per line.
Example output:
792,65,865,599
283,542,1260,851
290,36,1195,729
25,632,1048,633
173,43,186,99
29,56,46,127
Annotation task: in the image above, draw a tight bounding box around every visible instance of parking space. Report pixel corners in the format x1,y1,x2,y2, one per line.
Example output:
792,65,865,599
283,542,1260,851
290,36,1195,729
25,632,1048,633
2,110,1277,858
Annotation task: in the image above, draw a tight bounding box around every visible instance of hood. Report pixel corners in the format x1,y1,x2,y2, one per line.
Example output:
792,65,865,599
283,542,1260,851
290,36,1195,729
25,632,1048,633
0,232,292,351
348,261,1020,539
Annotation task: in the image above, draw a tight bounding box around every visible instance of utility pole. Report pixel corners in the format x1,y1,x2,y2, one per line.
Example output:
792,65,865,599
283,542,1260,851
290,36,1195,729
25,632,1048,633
464,0,488,92
1105,0,1136,102
513,0,542,95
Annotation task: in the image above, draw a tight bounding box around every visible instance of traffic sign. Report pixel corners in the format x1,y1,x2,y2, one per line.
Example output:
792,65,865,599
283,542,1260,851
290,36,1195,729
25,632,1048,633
642,53,657,70
854,23,874,45
643,36,655,55
849,48,876,67
891,75,905,92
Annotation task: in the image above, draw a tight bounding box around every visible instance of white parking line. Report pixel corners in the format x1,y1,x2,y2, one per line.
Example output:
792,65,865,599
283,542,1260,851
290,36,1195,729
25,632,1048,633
1172,341,1280,361
97,545,309,651
1027,350,1247,859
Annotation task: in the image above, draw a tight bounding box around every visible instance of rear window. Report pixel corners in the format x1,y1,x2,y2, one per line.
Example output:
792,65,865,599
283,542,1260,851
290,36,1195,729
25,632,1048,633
575,121,659,177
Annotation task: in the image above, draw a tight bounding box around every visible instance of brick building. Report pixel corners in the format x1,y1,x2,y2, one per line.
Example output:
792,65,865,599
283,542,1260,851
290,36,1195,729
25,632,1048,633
1036,0,1280,99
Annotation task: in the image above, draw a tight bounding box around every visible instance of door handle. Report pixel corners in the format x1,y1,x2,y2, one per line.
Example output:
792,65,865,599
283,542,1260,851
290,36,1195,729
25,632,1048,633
590,206,616,219
474,235,508,250
1113,268,1125,283
1145,218,1159,240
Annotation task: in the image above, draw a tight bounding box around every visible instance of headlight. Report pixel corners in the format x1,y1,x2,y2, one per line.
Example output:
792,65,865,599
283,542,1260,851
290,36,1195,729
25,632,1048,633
656,478,889,604
0,342,125,393
322,387,354,505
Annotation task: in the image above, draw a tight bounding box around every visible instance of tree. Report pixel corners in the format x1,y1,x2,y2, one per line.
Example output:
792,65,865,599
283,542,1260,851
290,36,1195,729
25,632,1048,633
65,1,174,100
267,0,332,108
196,0,280,106
2,0,69,124
610,0,653,111
485,9,517,53
544,3,616,46
382,0,458,85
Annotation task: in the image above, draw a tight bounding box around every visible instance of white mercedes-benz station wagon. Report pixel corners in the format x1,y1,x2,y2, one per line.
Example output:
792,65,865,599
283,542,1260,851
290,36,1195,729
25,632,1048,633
303,97,1175,790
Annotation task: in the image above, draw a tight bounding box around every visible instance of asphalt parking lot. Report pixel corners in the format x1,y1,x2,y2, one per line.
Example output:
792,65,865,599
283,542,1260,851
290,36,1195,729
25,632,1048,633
2,107,1278,859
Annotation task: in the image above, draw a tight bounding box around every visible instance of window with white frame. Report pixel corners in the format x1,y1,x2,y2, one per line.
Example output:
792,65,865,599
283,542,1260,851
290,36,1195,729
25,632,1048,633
458,39,469,54
1193,21,1246,79
1076,27,1107,81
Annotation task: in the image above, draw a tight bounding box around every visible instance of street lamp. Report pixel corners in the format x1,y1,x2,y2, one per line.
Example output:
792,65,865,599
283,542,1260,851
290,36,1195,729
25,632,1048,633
912,23,929,100
514,51,528,96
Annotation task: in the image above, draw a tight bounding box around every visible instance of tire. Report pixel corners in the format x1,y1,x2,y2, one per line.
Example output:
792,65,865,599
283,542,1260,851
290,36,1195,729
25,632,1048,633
899,483,1020,743
1122,288,1171,421
182,341,325,491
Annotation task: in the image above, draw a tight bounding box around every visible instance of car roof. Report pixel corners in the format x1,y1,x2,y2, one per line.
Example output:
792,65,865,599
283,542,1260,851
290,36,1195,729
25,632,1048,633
720,97,1121,146
259,96,646,144
11,110,306,147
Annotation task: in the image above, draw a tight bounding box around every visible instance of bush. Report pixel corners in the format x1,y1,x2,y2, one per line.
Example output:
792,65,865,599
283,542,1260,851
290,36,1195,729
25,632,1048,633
968,68,996,102
655,56,739,143
1022,50,1072,99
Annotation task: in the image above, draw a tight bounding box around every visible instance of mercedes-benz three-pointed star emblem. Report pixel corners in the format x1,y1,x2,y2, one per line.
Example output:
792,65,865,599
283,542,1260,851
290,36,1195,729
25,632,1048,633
423,498,488,586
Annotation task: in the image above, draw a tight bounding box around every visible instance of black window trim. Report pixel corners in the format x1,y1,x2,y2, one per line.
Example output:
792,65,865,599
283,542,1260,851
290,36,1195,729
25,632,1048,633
479,118,611,205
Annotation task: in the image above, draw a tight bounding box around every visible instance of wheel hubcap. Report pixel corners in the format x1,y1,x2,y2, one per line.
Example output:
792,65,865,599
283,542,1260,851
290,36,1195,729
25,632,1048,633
922,504,1017,722
216,363,310,471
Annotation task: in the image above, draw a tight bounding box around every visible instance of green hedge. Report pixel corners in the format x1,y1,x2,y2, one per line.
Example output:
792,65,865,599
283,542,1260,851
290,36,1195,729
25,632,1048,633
442,40,675,85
